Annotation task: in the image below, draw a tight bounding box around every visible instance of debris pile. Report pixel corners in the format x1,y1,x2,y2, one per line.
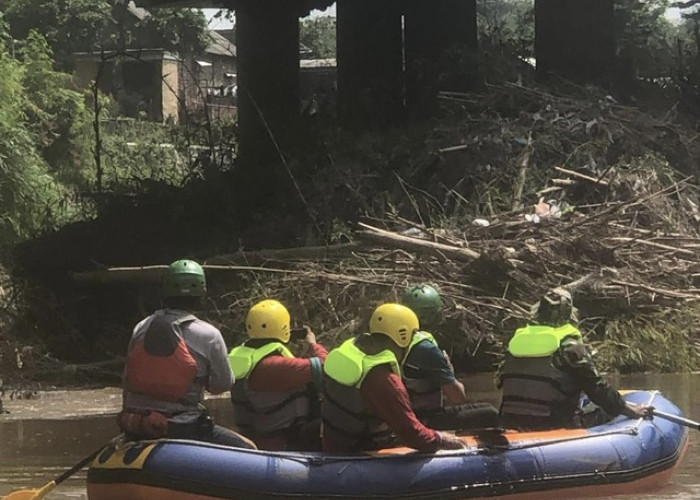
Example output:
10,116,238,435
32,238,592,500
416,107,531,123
7,82,700,380
202,83,700,372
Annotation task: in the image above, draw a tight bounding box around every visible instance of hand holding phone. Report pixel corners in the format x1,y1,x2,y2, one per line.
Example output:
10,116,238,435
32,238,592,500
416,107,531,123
290,327,308,341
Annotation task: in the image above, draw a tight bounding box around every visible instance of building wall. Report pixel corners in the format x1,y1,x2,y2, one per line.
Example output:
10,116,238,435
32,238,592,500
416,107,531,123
162,59,180,123
73,60,100,89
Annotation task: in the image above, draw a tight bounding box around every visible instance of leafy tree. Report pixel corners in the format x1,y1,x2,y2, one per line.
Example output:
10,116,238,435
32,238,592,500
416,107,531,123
300,16,336,59
476,0,535,83
614,0,677,79
0,21,77,247
477,0,534,59
0,0,209,70
19,31,94,187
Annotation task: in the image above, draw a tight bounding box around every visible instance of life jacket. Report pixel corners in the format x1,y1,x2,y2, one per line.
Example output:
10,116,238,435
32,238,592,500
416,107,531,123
125,313,199,404
322,337,400,450
499,323,582,426
401,331,444,413
228,341,311,437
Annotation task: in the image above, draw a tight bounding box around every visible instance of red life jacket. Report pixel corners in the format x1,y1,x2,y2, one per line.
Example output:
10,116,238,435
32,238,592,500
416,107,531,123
126,313,198,402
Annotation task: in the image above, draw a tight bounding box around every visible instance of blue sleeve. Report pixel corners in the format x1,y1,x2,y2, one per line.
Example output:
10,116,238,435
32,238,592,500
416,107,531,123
402,341,456,385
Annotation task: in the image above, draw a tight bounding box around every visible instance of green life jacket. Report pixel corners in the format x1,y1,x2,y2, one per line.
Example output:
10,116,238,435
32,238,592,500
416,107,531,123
500,323,583,427
401,331,443,413
228,341,310,437
322,337,400,450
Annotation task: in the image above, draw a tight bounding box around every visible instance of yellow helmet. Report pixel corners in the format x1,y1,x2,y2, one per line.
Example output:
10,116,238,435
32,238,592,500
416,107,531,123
246,299,291,343
369,303,419,348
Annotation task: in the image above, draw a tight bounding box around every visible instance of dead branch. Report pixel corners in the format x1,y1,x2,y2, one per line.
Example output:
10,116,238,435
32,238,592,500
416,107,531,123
512,131,534,211
554,166,610,186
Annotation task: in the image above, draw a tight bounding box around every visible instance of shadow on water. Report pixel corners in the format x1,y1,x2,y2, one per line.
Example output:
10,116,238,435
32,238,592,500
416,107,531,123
1,374,698,500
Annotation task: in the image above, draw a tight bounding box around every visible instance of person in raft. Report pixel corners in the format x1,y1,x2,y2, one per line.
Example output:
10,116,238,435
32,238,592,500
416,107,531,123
322,303,467,452
118,259,256,448
228,299,328,451
497,287,653,430
400,284,500,431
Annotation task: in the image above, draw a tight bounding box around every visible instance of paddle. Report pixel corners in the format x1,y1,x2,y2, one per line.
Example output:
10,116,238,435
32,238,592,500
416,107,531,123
652,409,700,430
2,436,121,500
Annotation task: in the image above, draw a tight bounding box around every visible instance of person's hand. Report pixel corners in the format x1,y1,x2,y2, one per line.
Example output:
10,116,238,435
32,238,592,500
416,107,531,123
442,350,455,374
437,431,468,450
302,326,317,346
621,402,654,420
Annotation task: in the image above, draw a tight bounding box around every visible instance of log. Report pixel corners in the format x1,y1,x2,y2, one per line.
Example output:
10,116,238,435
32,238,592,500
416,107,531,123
71,244,363,283
207,242,363,265
356,222,480,261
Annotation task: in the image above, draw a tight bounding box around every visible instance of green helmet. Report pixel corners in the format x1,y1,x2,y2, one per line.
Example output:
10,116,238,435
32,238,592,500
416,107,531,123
535,287,573,326
162,259,206,297
401,284,443,327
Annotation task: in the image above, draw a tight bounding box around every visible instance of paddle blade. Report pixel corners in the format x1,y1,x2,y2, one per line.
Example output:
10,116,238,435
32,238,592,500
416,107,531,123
2,481,56,500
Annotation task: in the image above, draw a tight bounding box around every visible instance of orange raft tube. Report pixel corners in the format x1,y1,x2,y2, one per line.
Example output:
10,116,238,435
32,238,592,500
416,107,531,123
88,390,689,500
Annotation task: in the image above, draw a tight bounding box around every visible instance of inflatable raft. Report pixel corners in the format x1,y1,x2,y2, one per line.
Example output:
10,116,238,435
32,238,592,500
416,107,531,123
87,390,688,500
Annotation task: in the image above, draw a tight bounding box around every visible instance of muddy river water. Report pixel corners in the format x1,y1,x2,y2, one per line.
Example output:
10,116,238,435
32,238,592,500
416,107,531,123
1,372,698,500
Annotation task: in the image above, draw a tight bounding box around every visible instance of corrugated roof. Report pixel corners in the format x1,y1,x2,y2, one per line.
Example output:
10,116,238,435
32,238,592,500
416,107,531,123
207,30,236,57
126,1,237,58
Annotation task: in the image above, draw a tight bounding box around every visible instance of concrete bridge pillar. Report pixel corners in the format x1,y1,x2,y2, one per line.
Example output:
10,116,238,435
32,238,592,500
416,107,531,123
236,0,301,165
404,0,477,117
336,0,404,126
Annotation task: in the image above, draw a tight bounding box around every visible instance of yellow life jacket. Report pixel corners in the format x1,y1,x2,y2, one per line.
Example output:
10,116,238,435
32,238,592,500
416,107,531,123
508,324,582,357
228,341,310,438
324,337,400,388
500,323,583,425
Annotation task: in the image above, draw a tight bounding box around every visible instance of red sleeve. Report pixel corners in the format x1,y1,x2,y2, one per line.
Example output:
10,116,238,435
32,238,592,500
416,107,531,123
310,342,329,361
247,344,328,392
362,366,442,452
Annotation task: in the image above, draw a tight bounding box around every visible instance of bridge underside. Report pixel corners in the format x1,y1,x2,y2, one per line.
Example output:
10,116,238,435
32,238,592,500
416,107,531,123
136,0,614,211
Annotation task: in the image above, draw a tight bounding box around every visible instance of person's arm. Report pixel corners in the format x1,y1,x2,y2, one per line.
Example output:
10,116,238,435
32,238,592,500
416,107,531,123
248,356,318,392
554,339,628,416
300,326,329,361
405,343,467,405
206,328,236,394
442,380,468,405
362,366,464,452
440,349,468,404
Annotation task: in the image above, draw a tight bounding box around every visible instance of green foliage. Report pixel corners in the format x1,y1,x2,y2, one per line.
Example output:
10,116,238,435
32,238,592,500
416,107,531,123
614,0,677,79
476,0,535,84
0,0,208,70
139,8,209,57
98,119,188,193
0,0,112,70
300,16,336,59
0,25,77,247
19,31,94,188
477,0,534,58
593,308,700,373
